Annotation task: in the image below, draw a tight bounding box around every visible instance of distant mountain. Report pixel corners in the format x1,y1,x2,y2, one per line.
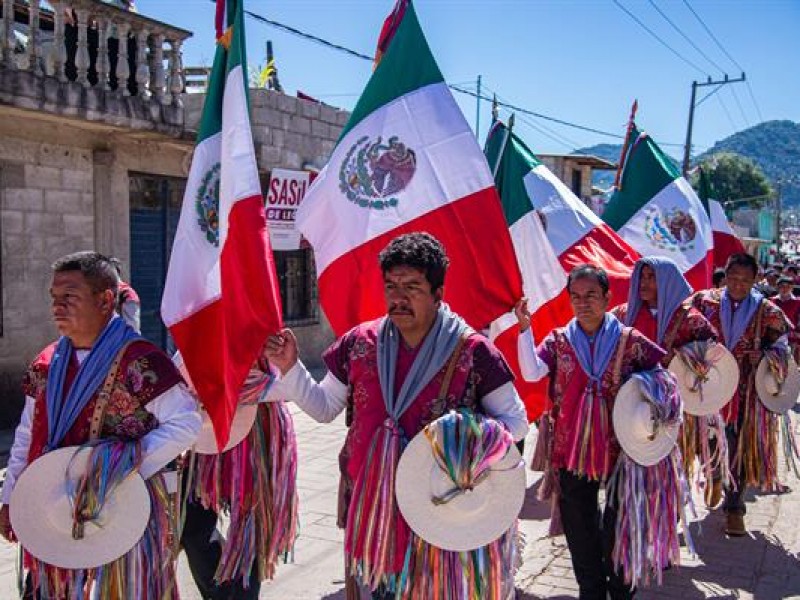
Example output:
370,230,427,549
575,120,800,204
696,120,800,206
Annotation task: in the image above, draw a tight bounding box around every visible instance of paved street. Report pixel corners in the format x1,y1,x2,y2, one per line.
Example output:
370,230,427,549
1,407,799,598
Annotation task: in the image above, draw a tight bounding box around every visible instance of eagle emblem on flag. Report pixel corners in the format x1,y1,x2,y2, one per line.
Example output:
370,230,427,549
339,135,417,209
644,206,697,252
196,162,221,246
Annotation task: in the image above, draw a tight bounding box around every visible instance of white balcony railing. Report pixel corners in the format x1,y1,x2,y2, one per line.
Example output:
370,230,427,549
0,0,192,106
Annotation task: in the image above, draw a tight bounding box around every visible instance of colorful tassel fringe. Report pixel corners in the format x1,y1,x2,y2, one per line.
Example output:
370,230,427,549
345,410,520,598
190,401,299,586
566,385,611,481
608,449,694,589
26,441,179,599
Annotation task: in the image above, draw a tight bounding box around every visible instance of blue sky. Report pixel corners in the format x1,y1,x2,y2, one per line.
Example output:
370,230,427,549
140,0,799,158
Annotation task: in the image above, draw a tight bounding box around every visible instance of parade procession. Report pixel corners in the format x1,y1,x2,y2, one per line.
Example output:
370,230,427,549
0,0,798,598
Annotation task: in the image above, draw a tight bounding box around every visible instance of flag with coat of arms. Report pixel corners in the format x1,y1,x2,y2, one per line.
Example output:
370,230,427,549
161,0,283,450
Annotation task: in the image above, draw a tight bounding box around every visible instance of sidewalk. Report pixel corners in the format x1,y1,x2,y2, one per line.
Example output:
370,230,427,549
1,408,799,598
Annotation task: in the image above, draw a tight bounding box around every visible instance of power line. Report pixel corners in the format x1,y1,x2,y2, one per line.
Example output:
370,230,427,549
729,86,750,128
236,2,683,149
449,84,626,141
716,94,738,134
681,0,743,71
612,0,708,75
240,5,374,62
745,81,765,123
681,0,765,122
646,0,726,74
484,83,583,151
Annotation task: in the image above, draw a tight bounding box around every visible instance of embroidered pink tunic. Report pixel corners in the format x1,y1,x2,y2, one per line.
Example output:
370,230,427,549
536,326,665,480
690,289,790,424
22,340,183,599
611,304,717,367
323,318,513,576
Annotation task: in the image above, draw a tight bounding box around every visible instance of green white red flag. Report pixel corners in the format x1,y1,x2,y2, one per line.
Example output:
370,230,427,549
697,166,746,269
484,120,637,419
604,122,714,290
296,0,522,335
161,0,283,450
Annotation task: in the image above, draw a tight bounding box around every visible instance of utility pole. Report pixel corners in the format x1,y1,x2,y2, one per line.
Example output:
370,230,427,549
682,73,746,176
475,74,482,137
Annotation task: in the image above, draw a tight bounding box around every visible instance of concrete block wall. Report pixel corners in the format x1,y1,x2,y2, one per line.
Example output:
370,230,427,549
0,140,95,426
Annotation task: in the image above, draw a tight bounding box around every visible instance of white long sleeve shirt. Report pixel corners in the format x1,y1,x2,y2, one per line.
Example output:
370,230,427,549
268,360,529,442
0,349,201,504
517,327,550,383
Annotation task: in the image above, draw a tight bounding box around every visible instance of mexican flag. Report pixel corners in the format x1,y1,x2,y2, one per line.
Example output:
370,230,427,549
485,121,638,304
698,166,746,269
296,0,522,335
161,0,283,449
484,120,569,420
604,124,714,290
484,120,638,418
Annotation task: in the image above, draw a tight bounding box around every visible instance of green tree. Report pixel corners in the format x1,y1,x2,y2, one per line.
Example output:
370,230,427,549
694,152,773,208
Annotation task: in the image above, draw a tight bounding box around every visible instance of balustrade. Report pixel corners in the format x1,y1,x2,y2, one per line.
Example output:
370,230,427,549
1,0,191,105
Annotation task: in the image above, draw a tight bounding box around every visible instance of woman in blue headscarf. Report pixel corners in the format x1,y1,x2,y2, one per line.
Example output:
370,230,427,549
612,256,717,363
612,256,722,506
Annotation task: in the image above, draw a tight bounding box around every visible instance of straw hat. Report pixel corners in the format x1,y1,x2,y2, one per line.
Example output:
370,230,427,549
613,377,680,466
395,421,525,552
755,354,800,414
194,403,258,454
668,342,739,416
10,446,150,569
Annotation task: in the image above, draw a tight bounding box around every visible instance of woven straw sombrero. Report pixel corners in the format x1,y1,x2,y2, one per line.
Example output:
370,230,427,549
194,404,258,454
10,446,150,569
613,378,680,467
755,354,800,414
668,342,739,416
395,415,525,552
174,351,261,454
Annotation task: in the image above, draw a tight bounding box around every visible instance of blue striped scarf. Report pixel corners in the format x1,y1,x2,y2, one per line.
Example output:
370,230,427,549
45,316,141,450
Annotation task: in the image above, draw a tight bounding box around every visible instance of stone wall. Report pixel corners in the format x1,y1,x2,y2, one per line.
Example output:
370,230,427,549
0,106,191,427
0,89,349,426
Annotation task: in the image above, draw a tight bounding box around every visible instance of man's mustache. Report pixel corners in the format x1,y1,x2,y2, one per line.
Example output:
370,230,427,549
389,306,413,315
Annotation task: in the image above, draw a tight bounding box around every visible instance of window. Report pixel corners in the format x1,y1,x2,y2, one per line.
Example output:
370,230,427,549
274,247,319,325
571,168,583,199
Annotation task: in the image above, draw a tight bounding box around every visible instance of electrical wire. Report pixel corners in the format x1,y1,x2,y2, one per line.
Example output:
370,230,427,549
612,0,708,75
729,86,750,128
682,0,764,122
646,0,727,74
234,1,686,149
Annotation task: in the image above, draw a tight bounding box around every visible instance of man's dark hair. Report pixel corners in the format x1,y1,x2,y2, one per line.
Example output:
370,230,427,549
567,264,609,295
725,253,758,278
787,265,798,275
52,251,120,296
712,268,726,287
778,276,794,286
379,232,449,292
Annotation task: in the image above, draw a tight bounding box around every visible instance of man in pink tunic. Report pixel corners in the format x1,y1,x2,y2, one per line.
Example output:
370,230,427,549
516,265,665,600
266,233,528,599
691,253,791,536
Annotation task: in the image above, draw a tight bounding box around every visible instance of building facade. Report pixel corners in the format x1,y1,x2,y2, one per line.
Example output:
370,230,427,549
0,0,346,426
